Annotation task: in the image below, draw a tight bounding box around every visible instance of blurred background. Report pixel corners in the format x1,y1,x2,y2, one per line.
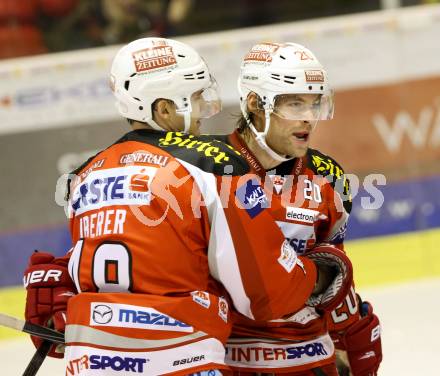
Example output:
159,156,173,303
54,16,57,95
1,0,440,374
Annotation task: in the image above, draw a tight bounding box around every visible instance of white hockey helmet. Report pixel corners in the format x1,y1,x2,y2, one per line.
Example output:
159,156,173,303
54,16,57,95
238,42,334,161
110,37,221,132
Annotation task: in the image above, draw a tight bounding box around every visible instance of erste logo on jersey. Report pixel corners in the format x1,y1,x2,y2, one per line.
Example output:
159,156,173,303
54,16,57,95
90,302,193,332
132,41,177,73
236,178,268,218
289,238,308,253
276,220,317,255
70,166,157,216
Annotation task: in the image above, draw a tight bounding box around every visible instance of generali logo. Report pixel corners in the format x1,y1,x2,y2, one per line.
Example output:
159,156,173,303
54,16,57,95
244,43,280,63
132,44,177,73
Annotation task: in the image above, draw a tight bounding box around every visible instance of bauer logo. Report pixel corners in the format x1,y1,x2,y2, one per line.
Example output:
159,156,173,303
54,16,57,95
305,70,324,83
236,178,268,218
286,207,318,224
132,45,177,73
23,269,62,288
172,355,205,367
90,303,193,332
70,166,157,216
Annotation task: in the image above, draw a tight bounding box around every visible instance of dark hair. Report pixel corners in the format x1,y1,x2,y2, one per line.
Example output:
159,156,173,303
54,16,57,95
236,112,254,134
236,91,266,134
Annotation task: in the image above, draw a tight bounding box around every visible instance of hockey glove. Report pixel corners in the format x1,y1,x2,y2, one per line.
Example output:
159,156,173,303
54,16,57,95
23,251,76,358
304,244,353,312
332,299,382,376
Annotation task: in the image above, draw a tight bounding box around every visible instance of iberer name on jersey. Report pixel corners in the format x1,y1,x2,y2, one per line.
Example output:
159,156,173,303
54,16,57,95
79,209,126,238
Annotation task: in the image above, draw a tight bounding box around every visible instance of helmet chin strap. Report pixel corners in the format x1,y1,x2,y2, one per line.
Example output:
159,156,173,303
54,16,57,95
148,110,192,133
247,108,293,163
183,112,192,133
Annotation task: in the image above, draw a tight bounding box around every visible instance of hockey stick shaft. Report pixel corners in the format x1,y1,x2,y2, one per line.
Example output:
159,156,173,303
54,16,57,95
22,341,52,376
0,313,65,344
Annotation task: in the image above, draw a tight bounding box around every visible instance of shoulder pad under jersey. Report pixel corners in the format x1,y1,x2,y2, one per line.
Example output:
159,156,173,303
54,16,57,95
65,148,107,201
307,148,352,214
117,130,250,176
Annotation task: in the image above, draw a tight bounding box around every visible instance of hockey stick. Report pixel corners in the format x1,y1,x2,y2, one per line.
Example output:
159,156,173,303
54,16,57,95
22,340,52,376
0,313,64,344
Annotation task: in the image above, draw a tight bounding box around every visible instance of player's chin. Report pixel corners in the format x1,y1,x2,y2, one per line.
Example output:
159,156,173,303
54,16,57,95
294,146,308,158
287,139,309,157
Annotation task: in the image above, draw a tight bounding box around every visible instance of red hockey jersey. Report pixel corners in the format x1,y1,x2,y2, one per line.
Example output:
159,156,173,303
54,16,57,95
222,130,358,373
63,129,318,375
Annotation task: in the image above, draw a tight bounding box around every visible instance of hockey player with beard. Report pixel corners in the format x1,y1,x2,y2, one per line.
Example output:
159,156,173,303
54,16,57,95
219,42,383,376
22,38,353,375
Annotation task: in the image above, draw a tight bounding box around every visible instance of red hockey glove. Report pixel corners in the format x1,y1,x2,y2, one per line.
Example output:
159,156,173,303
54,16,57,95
304,244,353,312
333,299,382,376
23,251,76,358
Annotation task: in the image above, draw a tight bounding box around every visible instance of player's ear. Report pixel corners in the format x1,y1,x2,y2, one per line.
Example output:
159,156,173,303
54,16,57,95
246,92,259,114
153,99,174,121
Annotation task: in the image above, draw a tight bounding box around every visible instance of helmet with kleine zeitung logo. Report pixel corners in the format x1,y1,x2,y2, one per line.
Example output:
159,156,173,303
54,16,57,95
111,37,221,133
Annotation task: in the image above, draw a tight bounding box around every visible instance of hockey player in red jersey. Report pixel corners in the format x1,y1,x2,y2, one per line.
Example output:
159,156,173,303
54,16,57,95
219,42,383,375
23,38,353,375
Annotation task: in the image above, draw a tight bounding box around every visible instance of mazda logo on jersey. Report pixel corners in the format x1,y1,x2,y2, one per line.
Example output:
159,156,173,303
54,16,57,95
89,302,194,332
92,304,113,324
